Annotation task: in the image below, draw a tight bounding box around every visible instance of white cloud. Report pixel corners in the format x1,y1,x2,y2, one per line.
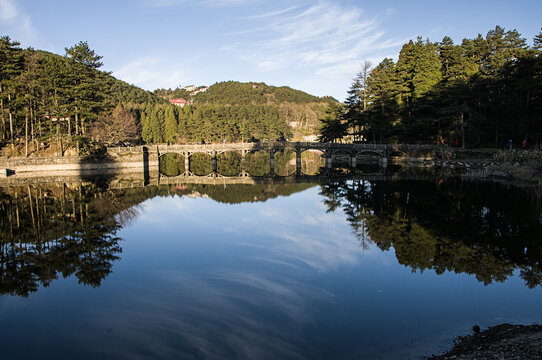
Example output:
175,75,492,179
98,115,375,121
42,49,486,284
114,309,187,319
0,0,35,42
221,1,399,99
112,55,190,91
244,2,395,67
143,0,257,8
0,0,17,20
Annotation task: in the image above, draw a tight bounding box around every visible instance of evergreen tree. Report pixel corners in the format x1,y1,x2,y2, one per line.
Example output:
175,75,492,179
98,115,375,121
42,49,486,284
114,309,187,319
318,102,347,143
366,58,399,143
163,105,177,143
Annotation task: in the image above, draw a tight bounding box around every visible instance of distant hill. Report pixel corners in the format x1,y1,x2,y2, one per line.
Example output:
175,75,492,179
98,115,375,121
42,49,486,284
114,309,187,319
151,81,334,142
190,81,328,106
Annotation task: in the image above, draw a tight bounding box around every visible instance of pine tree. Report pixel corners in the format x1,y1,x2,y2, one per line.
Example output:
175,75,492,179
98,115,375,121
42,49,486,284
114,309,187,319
345,61,372,142
318,102,347,143
534,28,542,51
164,105,177,143
366,58,399,143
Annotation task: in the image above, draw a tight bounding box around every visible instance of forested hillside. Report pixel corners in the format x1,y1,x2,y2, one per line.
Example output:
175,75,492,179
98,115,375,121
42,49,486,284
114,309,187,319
1,35,331,156
0,37,164,156
143,81,333,144
189,81,325,105
334,26,542,148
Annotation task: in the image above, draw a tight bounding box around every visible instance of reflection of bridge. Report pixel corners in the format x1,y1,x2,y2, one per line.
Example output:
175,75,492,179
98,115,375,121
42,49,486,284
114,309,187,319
108,142,442,175
0,168,442,189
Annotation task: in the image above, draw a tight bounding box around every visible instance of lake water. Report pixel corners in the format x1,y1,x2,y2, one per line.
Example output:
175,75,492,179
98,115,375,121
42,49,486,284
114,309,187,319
1,168,541,359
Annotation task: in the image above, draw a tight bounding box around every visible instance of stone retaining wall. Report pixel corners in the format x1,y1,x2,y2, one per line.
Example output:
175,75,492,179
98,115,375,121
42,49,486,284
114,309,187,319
0,153,158,175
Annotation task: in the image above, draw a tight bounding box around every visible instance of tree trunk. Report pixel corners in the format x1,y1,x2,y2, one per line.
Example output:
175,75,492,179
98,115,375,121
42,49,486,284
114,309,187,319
8,93,14,152
30,99,34,152
0,86,5,140
75,109,79,135
25,106,29,157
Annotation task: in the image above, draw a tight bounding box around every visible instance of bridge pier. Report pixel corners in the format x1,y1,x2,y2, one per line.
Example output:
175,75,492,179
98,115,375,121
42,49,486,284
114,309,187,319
351,153,357,168
212,152,217,172
241,150,246,172
269,150,275,177
296,149,302,176
184,152,190,173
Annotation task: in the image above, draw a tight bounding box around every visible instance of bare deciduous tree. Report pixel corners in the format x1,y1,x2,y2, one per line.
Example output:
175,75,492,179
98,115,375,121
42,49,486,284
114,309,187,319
90,105,141,145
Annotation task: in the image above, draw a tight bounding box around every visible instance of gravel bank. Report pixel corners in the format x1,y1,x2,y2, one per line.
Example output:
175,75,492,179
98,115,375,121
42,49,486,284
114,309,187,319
429,324,542,359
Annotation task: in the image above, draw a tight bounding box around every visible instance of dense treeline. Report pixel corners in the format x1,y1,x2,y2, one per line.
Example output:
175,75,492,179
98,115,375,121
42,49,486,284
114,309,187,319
140,102,292,143
150,81,332,143
0,181,315,296
319,178,542,288
184,81,327,106
0,37,163,155
333,26,542,148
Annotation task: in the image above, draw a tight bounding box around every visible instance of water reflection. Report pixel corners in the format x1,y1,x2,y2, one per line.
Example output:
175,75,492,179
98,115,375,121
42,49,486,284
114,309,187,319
0,184,128,296
1,170,541,298
320,178,542,288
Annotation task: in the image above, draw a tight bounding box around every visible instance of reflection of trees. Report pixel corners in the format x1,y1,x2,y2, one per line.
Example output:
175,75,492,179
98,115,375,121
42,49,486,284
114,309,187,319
217,152,242,176
274,150,296,176
0,180,317,296
0,185,126,297
160,153,184,176
245,151,270,176
320,178,542,288
190,153,213,175
301,151,325,175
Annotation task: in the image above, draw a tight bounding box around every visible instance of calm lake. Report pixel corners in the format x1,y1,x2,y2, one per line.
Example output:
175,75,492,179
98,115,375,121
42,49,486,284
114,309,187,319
1,162,542,359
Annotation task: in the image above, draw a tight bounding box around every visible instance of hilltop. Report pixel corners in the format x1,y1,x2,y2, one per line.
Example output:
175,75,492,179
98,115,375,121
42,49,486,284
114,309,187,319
153,81,335,142
1,35,332,157
155,81,333,106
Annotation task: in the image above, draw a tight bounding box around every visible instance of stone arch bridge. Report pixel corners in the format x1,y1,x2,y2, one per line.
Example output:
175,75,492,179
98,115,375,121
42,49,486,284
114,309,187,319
107,142,441,177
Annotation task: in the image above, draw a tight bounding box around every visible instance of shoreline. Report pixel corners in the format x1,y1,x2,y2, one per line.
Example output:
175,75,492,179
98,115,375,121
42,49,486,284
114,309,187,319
429,323,542,359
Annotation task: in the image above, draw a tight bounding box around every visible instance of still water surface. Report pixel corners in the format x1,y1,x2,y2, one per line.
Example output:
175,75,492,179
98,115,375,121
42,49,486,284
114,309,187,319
0,174,541,359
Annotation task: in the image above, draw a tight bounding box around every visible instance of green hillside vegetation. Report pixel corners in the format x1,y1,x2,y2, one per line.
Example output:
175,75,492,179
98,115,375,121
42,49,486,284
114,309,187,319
1,36,330,154
140,81,334,144
190,81,326,105
335,26,542,148
0,37,164,156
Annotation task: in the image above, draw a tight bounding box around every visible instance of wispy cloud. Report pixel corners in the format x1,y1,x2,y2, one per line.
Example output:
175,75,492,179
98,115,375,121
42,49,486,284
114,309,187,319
0,0,36,42
0,0,17,20
143,0,257,8
238,1,396,70
221,1,400,98
112,55,190,91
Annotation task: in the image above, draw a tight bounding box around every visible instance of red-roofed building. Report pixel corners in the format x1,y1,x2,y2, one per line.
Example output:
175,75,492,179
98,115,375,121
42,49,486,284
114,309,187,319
169,98,190,107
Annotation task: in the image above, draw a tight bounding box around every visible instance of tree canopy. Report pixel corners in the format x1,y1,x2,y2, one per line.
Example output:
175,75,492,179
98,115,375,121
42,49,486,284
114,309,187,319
342,26,542,148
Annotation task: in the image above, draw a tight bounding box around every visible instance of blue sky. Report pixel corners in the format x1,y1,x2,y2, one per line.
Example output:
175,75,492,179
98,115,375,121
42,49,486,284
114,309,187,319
1,0,541,100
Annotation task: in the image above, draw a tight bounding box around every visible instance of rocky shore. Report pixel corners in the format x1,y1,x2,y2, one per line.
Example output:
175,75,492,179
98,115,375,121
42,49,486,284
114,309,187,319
429,324,542,359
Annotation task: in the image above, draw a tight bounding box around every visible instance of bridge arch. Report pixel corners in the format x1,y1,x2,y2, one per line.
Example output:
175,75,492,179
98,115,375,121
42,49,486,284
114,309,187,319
189,152,214,176
216,151,242,176
300,149,326,175
244,150,271,177
159,153,185,177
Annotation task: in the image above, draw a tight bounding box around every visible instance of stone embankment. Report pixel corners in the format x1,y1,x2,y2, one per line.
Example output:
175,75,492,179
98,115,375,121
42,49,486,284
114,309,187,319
395,148,542,186
0,146,158,178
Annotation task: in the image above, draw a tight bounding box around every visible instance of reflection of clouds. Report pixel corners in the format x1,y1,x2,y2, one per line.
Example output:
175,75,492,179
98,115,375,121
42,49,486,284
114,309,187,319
92,189,388,358
249,198,379,271
92,270,331,359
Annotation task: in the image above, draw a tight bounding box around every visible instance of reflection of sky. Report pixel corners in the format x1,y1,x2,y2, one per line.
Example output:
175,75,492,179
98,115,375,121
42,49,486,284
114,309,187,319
1,186,541,359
